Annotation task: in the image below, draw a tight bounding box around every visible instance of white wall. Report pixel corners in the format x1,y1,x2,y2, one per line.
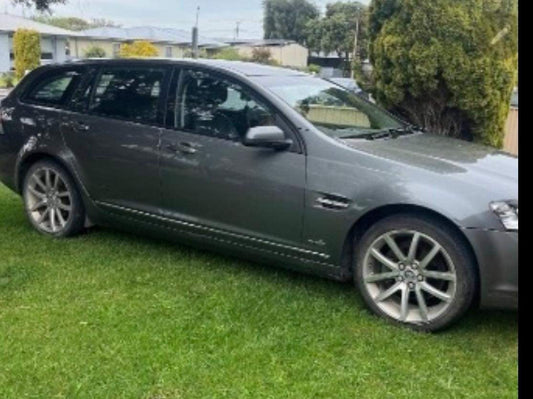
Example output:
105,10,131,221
0,33,10,73
69,38,187,59
1,34,69,71
53,37,67,63
235,43,309,68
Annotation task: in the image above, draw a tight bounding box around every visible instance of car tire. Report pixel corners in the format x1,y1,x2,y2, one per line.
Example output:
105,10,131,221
354,214,477,332
22,160,85,238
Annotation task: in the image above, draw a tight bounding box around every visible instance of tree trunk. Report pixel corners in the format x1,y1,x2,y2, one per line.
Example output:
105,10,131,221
397,90,470,139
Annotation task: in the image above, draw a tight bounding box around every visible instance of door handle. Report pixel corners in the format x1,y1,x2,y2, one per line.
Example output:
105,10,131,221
20,117,36,127
165,142,198,155
178,142,198,154
72,121,90,132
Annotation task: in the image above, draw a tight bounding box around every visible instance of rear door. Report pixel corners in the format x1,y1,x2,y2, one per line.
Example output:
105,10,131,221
62,64,170,212
158,67,309,256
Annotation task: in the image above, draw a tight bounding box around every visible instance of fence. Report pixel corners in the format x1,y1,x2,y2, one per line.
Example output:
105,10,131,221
503,107,518,156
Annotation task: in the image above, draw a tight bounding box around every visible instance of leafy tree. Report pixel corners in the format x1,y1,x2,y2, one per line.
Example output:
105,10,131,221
263,0,319,44
89,18,122,29
32,16,90,31
13,29,41,79
119,41,159,58
32,16,121,31
325,1,369,60
306,14,346,56
84,45,106,58
13,0,65,11
369,0,518,147
306,2,369,76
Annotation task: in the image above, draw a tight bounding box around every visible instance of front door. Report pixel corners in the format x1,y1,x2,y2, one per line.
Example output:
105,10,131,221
159,68,307,253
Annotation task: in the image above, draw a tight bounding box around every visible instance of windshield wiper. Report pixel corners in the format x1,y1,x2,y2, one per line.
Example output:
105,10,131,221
386,124,424,137
341,124,423,141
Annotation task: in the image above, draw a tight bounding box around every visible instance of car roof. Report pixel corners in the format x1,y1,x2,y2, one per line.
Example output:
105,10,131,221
64,58,309,78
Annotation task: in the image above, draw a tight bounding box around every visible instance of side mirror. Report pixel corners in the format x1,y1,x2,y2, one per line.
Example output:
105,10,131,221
243,126,293,151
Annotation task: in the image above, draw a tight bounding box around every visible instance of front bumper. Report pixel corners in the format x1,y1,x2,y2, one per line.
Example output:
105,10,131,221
463,228,518,309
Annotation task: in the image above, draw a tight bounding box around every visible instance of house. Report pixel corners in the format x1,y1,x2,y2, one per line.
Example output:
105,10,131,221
223,39,309,68
1,13,308,74
0,13,80,73
0,14,227,73
72,26,227,59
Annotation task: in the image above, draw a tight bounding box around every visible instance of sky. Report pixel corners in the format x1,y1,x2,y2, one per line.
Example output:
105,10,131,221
0,0,369,39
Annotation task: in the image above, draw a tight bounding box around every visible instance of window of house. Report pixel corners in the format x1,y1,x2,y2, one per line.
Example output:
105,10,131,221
89,67,166,125
165,46,173,58
171,70,276,141
24,70,81,106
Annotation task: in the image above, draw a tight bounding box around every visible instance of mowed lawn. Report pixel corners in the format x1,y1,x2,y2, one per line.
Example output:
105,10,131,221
0,183,517,399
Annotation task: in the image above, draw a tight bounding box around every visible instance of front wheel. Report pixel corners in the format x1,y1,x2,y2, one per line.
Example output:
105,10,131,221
354,215,477,332
22,160,86,238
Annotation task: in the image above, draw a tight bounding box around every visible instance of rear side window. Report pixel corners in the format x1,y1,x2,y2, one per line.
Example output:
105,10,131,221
89,67,166,125
24,70,81,107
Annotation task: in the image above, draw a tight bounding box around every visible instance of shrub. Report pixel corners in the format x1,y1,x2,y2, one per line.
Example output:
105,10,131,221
84,45,106,58
211,47,245,61
369,0,518,147
13,29,41,80
0,73,18,88
183,48,208,58
251,47,276,64
307,64,321,74
119,41,159,58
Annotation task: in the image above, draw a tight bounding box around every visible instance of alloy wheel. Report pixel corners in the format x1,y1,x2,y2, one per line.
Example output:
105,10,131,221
25,167,73,234
362,230,457,325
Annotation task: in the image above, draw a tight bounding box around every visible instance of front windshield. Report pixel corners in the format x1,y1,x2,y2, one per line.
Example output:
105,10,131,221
255,75,403,138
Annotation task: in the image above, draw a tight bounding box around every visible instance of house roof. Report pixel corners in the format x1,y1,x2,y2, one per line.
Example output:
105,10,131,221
0,13,81,37
80,26,227,48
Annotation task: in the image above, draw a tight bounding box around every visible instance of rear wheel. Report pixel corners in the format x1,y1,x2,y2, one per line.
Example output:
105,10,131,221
23,160,85,237
354,214,477,331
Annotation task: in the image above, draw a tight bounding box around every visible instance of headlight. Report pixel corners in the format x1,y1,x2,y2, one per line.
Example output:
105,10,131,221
490,201,518,231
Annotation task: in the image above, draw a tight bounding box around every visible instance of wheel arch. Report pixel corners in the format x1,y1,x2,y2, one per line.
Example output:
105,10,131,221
342,203,481,305
16,152,80,195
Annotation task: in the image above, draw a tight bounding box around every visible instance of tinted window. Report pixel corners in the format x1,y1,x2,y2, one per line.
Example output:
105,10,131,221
89,67,166,124
25,70,81,106
171,69,276,141
68,67,99,112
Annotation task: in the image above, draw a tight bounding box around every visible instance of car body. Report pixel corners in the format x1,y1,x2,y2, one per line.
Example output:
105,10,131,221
0,59,518,330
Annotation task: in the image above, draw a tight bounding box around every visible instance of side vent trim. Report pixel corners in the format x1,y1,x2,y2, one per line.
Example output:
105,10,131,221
316,194,351,210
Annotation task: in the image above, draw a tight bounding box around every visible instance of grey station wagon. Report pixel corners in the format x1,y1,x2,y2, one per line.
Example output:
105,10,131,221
0,59,518,331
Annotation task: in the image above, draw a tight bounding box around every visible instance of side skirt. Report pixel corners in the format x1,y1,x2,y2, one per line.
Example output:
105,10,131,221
95,201,348,281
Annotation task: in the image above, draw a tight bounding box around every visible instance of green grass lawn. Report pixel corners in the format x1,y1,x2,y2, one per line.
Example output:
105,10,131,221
0,183,518,399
